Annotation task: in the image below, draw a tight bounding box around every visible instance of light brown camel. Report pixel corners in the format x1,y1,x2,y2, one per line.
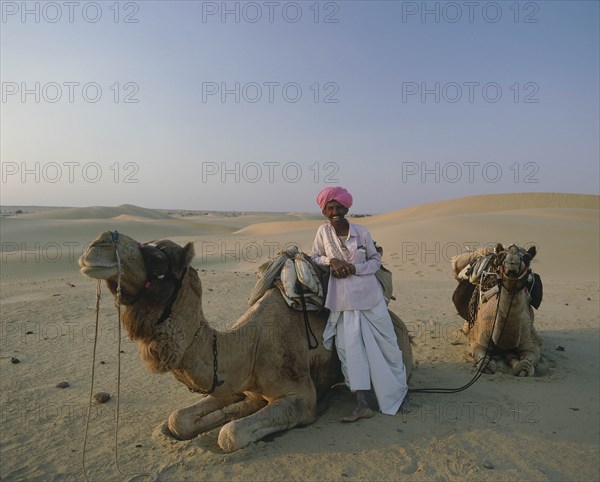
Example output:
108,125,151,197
79,231,413,452
453,243,542,377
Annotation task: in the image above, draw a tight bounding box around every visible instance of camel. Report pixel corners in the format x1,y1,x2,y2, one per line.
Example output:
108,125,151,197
452,243,542,377
78,231,413,452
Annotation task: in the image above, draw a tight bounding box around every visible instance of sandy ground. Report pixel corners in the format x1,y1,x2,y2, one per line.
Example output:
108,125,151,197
1,193,598,481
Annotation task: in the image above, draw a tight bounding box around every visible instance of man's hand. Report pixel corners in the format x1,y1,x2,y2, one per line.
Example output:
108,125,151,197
331,259,356,278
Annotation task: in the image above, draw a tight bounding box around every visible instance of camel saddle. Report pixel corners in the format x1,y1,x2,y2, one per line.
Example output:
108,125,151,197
248,244,396,310
248,246,328,311
451,249,543,324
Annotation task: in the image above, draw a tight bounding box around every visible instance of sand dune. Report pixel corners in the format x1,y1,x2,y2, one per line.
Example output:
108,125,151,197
14,204,173,220
221,193,599,280
200,212,323,228
365,193,598,225
0,193,598,481
233,219,322,235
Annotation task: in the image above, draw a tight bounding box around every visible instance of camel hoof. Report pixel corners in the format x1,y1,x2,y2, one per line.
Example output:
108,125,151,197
513,359,535,377
477,357,496,374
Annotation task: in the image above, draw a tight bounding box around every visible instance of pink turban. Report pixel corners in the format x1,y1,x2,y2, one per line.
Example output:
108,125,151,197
316,186,353,210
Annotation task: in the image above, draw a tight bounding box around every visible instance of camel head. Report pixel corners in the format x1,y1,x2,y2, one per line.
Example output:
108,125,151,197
495,243,536,291
79,231,195,307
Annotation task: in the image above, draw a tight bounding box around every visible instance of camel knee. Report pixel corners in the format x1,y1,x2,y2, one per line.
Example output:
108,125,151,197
168,408,201,440
218,421,250,452
167,410,197,440
472,345,496,374
476,356,497,374
295,400,316,426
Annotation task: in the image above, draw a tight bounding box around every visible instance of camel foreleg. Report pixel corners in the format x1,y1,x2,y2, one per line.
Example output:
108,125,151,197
506,346,540,377
471,343,497,374
168,393,245,440
217,393,315,452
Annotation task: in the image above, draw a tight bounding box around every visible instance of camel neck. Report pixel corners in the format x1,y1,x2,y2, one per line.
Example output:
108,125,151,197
497,287,528,314
174,319,258,395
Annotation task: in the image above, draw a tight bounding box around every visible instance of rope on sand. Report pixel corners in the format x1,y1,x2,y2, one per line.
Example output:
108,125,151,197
81,253,158,481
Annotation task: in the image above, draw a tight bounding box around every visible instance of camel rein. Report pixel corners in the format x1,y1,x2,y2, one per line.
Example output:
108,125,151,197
82,231,158,482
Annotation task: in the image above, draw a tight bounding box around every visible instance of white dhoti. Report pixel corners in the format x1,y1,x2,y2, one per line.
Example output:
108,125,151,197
323,299,408,415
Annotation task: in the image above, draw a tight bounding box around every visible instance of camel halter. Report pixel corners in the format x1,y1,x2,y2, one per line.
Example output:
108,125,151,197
117,234,189,325
82,231,158,482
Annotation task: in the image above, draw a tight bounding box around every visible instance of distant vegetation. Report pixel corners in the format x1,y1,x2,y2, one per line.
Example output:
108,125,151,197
166,211,201,217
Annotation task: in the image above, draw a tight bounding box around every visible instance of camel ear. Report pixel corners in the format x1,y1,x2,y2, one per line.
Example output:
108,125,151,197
182,242,195,266
527,245,537,260
495,243,504,254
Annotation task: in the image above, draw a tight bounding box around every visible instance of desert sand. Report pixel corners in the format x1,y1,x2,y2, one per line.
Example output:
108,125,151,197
1,193,598,481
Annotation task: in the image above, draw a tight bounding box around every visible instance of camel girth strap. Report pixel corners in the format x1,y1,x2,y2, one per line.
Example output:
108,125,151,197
296,280,319,350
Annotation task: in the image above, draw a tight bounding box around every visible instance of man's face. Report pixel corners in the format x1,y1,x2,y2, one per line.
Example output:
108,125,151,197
323,200,349,223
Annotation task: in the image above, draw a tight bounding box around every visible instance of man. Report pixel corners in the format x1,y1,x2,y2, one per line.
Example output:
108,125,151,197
311,186,407,422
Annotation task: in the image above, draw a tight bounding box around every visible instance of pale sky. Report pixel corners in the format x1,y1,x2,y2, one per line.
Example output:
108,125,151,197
1,0,599,213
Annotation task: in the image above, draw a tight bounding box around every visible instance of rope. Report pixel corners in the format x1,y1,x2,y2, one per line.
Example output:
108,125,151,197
81,232,158,482
82,281,102,482
114,290,158,482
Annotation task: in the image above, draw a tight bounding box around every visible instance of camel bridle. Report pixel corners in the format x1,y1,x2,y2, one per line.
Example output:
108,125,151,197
497,245,533,294
110,231,188,308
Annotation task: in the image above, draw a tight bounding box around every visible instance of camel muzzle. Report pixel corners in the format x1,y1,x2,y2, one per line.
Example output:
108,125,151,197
78,234,119,279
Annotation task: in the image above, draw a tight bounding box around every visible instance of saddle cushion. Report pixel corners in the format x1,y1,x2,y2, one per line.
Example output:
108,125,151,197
453,280,476,321
529,272,543,309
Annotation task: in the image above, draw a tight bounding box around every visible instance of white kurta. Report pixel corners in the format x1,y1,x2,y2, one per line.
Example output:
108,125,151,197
311,223,383,311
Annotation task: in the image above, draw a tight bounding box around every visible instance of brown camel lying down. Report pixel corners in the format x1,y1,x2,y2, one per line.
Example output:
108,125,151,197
452,243,542,376
79,231,413,452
